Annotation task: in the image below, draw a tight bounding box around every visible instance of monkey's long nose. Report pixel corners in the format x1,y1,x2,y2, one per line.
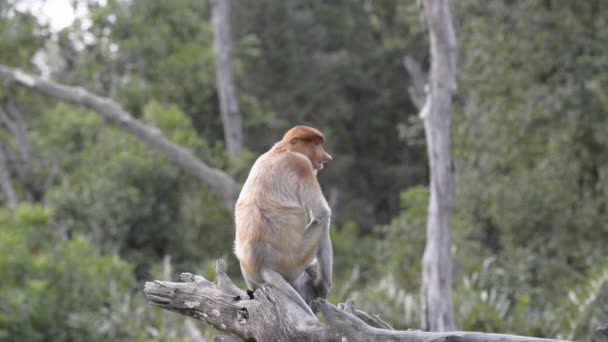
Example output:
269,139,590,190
324,152,333,162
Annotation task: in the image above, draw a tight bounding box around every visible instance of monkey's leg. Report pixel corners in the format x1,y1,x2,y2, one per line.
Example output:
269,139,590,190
261,268,316,317
292,219,332,310
240,264,259,291
291,266,317,309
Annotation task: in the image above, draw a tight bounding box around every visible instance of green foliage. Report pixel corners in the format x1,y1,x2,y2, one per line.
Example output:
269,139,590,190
344,272,421,330
375,186,428,290
31,103,102,174
557,261,608,340
0,0,48,67
74,0,221,136
0,204,220,341
443,2,608,339
0,204,135,341
328,187,428,329
2,0,608,340
453,258,608,340
331,221,378,289
37,102,233,278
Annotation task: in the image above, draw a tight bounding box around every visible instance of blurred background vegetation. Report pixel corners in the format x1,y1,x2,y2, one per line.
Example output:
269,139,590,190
0,0,607,340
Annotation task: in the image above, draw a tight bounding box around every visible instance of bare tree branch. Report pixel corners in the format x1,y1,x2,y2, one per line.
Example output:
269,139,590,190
0,64,239,210
402,55,427,111
144,259,570,342
211,0,243,157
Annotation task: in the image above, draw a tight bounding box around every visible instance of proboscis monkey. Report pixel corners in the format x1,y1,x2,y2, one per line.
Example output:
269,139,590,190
234,126,333,315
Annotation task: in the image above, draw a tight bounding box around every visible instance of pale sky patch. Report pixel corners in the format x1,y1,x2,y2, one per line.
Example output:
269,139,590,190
16,0,103,31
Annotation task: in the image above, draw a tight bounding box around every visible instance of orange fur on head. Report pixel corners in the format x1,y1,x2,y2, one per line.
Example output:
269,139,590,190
282,126,325,144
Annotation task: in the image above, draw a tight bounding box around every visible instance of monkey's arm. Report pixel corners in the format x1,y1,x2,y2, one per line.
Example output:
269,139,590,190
293,156,333,297
293,156,331,225
293,190,331,267
314,224,333,298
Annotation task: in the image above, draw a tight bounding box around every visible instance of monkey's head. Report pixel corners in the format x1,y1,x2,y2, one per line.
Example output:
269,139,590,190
283,126,332,171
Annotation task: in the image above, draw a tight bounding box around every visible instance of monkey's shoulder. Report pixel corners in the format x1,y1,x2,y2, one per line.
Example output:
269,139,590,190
278,151,315,177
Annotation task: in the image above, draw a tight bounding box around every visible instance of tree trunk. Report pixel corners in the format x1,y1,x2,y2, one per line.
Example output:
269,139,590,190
211,0,243,157
419,0,458,332
0,98,34,201
0,146,18,209
143,259,569,342
0,101,31,167
0,65,239,211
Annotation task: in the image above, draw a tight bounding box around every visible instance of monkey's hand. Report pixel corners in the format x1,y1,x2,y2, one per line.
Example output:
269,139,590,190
314,274,332,299
304,262,331,299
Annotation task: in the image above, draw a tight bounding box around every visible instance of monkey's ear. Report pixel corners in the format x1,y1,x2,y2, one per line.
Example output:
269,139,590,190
290,137,300,145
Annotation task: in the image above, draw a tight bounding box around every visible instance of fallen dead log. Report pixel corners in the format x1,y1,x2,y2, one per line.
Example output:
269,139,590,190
143,259,569,342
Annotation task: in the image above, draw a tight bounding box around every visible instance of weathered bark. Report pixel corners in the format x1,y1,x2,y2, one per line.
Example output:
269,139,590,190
0,65,239,211
211,0,243,157
144,259,570,342
418,0,458,331
0,146,18,209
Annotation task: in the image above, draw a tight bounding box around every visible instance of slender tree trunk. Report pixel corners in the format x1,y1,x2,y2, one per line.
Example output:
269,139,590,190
419,0,458,332
211,0,243,157
0,99,34,200
0,146,18,209
0,101,31,166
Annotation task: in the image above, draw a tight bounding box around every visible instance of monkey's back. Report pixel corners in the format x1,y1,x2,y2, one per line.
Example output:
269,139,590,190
234,150,312,283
